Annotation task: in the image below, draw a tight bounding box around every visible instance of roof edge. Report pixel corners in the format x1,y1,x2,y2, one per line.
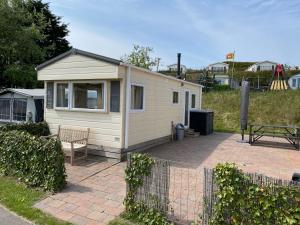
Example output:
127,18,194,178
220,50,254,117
36,48,121,71
121,63,203,88
0,88,44,98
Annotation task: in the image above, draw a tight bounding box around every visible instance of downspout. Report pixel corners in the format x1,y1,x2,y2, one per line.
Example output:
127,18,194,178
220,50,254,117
124,65,131,149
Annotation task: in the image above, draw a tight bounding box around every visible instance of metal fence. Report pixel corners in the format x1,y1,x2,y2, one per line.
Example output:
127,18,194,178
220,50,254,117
127,155,300,225
127,154,203,225
202,168,300,225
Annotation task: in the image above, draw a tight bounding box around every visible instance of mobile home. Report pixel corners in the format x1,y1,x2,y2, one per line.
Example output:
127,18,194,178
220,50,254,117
37,48,202,160
0,88,44,123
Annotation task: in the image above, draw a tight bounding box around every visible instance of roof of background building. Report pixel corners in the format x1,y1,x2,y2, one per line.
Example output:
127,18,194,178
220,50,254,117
0,88,45,98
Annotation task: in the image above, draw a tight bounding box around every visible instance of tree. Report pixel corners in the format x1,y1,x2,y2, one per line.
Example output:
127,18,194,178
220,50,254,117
0,0,45,88
0,0,71,88
122,44,159,70
25,0,71,60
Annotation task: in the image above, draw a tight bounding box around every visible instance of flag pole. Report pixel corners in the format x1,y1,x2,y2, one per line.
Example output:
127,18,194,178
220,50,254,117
231,50,235,88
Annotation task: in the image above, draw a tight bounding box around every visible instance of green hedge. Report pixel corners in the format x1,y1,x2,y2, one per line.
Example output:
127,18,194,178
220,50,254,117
0,130,66,191
211,163,300,225
0,122,50,136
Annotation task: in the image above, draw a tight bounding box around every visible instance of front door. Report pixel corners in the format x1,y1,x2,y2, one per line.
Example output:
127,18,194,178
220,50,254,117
184,91,189,127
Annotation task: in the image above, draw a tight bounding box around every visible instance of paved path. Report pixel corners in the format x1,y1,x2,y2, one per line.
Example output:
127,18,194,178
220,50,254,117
35,133,300,225
0,205,31,225
35,158,126,225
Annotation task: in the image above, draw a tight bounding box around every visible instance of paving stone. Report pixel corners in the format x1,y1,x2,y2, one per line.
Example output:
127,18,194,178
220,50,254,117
35,133,300,225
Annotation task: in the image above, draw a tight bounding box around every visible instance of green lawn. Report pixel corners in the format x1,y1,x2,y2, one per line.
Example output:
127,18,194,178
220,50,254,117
108,217,136,225
202,89,300,133
0,176,71,225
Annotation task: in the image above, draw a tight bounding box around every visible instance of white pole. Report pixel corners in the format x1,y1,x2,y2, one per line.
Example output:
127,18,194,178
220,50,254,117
231,51,235,88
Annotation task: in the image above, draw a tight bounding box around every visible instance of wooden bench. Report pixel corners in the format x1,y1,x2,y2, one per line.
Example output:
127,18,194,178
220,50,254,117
249,124,300,150
45,126,90,165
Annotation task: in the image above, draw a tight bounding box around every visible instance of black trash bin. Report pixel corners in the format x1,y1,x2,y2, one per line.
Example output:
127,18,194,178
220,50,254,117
190,110,214,135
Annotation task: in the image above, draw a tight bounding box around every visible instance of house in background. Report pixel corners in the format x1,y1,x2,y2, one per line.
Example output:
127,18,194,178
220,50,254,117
0,88,44,123
207,62,229,73
206,62,231,86
246,61,277,72
288,74,300,90
214,74,230,85
167,64,187,74
37,48,202,160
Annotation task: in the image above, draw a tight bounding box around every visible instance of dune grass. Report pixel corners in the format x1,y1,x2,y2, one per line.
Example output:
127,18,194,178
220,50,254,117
202,89,300,133
0,176,71,225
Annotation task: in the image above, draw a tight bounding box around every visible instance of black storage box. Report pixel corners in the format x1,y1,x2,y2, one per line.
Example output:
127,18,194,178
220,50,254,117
190,110,214,135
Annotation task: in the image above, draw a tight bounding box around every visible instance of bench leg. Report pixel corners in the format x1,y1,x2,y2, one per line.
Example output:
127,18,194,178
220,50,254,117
71,150,75,166
85,146,88,160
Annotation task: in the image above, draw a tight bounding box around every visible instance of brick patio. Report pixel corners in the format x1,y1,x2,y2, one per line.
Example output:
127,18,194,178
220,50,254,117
35,158,127,225
35,133,300,225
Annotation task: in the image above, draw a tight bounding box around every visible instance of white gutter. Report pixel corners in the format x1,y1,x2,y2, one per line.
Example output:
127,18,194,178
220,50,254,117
124,65,131,149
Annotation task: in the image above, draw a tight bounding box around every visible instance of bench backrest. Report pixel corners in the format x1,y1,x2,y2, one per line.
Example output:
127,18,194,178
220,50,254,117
57,126,90,144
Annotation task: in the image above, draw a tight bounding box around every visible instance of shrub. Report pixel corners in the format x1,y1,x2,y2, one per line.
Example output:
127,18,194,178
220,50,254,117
0,122,50,136
0,130,66,191
124,153,170,225
211,163,300,225
212,84,232,91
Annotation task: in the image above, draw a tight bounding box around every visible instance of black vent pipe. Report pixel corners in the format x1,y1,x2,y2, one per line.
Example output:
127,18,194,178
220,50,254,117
177,53,181,79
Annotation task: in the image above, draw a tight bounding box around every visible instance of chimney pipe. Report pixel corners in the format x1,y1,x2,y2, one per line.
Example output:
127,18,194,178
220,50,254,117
177,53,181,79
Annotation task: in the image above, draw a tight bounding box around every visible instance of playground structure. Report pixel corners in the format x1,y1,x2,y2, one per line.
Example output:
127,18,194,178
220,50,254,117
270,64,289,90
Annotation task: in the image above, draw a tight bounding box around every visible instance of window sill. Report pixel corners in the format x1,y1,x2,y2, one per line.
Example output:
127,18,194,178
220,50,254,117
130,109,145,113
54,108,107,113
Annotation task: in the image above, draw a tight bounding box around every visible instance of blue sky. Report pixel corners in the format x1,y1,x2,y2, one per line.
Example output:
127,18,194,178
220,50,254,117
48,0,300,69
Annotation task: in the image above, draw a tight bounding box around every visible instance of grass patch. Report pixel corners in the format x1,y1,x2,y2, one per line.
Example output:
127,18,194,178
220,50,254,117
108,217,136,225
0,176,71,225
202,90,300,133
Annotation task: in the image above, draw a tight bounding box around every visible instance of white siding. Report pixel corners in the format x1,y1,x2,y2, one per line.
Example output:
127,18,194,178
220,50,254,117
45,109,122,148
38,54,119,80
128,68,202,146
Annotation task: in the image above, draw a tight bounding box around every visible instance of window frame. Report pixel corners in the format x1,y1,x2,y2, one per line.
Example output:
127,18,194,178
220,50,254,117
54,81,107,112
130,83,145,113
172,90,179,105
191,93,196,109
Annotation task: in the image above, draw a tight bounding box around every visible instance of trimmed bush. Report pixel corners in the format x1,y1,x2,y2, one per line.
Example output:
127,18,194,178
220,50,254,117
0,130,66,191
211,163,300,225
0,122,50,136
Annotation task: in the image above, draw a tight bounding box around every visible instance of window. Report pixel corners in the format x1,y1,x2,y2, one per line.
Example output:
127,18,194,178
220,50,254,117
110,81,120,112
0,99,10,121
131,84,144,110
12,99,27,121
292,79,297,87
73,83,104,109
191,94,196,108
46,82,54,109
172,91,179,104
56,83,69,108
